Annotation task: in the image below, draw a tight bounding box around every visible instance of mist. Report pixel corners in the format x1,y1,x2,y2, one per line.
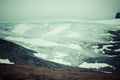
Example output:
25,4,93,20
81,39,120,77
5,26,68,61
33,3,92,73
0,0,120,21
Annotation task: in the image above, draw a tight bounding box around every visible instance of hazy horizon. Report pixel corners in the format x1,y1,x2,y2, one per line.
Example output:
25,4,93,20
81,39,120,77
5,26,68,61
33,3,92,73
0,0,120,21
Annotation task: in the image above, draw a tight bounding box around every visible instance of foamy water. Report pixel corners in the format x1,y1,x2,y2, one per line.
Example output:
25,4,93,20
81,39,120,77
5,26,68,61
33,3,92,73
0,21,120,70
0,59,14,64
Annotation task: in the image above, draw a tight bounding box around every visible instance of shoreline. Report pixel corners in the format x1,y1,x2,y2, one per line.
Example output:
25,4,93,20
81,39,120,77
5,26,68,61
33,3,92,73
0,63,120,80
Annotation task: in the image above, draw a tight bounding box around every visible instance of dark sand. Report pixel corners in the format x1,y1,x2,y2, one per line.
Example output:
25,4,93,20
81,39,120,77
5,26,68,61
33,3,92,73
0,64,120,80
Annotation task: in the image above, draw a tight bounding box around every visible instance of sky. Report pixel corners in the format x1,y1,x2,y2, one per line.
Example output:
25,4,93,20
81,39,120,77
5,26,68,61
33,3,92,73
0,0,120,21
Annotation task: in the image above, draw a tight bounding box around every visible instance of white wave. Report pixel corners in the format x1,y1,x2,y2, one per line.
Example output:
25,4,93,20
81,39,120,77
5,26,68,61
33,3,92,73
79,62,114,69
54,52,67,58
34,51,69,65
5,37,59,46
62,44,81,50
12,24,32,35
100,45,113,51
100,71,112,73
44,24,70,36
92,46,100,53
114,49,120,52
0,59,14,64
50,59,71,65
34,53,48,59
49,52,70,65
5,36,82,50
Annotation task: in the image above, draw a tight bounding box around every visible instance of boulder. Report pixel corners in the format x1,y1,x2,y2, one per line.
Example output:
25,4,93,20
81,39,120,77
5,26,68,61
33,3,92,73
115,12,120,19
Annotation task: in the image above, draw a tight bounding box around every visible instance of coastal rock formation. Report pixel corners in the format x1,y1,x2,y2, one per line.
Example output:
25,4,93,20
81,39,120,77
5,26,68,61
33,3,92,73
115,12,120,19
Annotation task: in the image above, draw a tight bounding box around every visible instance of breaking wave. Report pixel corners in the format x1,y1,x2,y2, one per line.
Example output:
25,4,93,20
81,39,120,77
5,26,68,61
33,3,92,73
0,21,120,70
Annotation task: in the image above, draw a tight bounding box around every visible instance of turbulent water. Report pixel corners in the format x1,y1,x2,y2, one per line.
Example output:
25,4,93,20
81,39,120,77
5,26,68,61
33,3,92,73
0,21,120,72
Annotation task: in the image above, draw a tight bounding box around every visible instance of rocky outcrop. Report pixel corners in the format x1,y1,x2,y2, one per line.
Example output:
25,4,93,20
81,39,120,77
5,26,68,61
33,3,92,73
115,12,120,19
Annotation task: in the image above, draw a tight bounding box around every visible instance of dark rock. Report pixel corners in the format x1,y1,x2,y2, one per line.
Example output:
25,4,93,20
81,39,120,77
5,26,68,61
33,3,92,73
115,12,120,19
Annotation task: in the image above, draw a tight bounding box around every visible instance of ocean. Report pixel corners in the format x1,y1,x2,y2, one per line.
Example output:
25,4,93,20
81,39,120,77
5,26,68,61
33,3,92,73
0,21,120,73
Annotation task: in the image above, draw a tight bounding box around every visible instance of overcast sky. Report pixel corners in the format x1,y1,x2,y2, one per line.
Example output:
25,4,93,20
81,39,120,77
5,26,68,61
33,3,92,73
0,0,120,21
